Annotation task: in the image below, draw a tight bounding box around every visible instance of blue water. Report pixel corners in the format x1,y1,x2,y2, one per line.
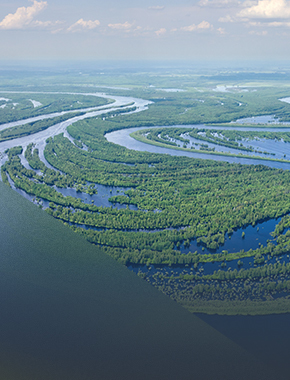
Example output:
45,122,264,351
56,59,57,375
180,217,280,255
233,115,289,124
6,173,50,209
1,84,290,379
198,313,290,378
54,183,138,210
129,251,290,278
3,181,272,380
106,125,290,170
8,169,286,262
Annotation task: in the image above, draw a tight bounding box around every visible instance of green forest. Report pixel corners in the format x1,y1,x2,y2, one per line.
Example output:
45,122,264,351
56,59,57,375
2,76,290,315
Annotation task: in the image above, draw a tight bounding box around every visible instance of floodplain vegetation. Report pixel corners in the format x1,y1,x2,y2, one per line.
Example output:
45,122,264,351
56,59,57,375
3,78,290,315
131,127,290,162
0,112,85,142
0,93,111,124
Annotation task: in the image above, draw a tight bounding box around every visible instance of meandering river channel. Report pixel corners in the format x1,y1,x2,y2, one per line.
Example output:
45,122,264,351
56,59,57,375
106,124,290,170
1,91,290,170
3,91,290,374
0,91,151,168
1,92,290,258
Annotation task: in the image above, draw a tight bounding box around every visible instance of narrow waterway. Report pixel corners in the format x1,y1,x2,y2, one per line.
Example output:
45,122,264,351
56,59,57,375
1,93,289,262
0,91,152,170
54,183,138,210
1,90,290,379
106,124,290,170
179,216,279,255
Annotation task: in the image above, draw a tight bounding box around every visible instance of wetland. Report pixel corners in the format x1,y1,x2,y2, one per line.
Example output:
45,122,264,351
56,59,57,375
2,69,290,316
3,64,290,379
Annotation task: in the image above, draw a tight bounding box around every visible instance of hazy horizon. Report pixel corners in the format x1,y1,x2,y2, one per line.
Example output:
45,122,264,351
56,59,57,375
1,0,290,61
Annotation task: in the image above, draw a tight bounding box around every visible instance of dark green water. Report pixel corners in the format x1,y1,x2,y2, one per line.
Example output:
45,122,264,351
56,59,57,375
0,182,285,380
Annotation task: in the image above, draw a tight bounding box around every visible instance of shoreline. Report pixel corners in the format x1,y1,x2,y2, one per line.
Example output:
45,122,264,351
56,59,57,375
130,129,290,165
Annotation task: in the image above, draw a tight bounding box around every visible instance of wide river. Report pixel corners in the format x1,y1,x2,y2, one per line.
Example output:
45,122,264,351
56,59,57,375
1,92,290,171
4,180,278,380
2,91,290,258
0,91,152,168
106,124,290,170
1,91,290,379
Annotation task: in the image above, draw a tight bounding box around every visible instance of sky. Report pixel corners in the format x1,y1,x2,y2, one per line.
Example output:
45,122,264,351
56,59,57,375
0,0,290,61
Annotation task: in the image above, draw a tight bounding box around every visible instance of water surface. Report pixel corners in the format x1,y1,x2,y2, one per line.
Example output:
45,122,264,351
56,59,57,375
106,125,290,170
0,181,279,380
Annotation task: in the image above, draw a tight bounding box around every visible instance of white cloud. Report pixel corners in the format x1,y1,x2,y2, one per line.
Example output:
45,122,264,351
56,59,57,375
249,20,290,26
32,20,62,30
219,14,235,22
238,0,290,19
248,21,261,25
51,27,64,34
268,21,290,26
199,0,240,7
243,1,258,5
108,21,133,30
67,19,100,32
106,22,144,35
217,27,226,33
268,21,284,26
0,0,47,30
180,21,213,31
249,29,268,34
149,6,165,10
33,20,53,27
155,27,166,36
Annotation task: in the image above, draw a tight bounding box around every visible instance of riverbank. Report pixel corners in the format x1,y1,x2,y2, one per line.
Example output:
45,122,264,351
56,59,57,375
131,129,290,165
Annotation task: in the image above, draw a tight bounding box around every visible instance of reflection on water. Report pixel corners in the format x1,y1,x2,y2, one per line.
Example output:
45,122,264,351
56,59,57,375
129,248,290,278
106,125,290,170
54,183,138,210
233,114,290,125
6,174,138,211
1,92,290,378
178,133,290,159
180,216,280,255
198,313,290,379
6,173,50,209
1,182,277,380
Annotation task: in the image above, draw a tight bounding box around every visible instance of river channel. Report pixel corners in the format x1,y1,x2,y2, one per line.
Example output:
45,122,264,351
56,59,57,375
2,91,290,378
0,91,152,167
1,93,290,264
104,117,290,274
4,180,273,380
106,123,290,170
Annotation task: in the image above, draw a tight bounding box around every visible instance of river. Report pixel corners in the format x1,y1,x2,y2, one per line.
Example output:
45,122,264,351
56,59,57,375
3,180,279,380
2,92,290,266
1,91,290,379
0,91,152,168
106,124,290,170
1,91,289,170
